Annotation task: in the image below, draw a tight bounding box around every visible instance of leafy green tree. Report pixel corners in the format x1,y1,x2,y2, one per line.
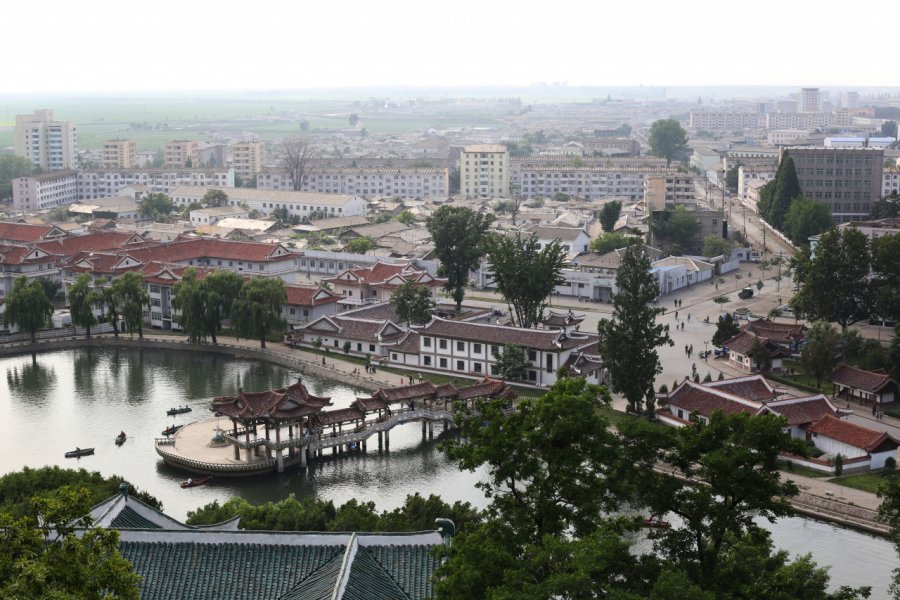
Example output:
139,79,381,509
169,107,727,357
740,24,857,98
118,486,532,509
765,154,802,229
800,321,841,387
878,476,900,599
344,236,376,254
448,167,460,194
871,233,900,322
648,119,689,166
790,227,871,334
99,278,121,337
389,280,434,325
590,231,637,255
748,339,773,372
484,233,568,328
39,278,61,301
202,188,229,207
491,343,528,381
271,206,291,226
2,276,53,343
203,270,244,344
395,210,416,226
599,200,623,232
702,234,734,258
139,192,175,220
597,245,672,414
67,273,100,339
0,486,141,599
0,154,35,200
711,314,741,347
348,113,360,128
232,277,287,348
725,161,742,191
871,192,900,219
882,120,899,138
783,196,833,246
651,207,702,254
171,268,208,344
112,271,149,339
426,206,494,310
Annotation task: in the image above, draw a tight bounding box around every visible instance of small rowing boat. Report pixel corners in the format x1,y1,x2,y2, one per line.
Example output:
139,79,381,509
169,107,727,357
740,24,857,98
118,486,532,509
162,424,183,436
166,405,192,416
115,432,127,446
180,476,212,488
65,447,95,458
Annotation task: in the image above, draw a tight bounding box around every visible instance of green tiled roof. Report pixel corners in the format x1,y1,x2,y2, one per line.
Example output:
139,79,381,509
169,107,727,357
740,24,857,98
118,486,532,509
366,545,436,599
279,553,343,600
343,548,411,600
119,542,343,600
109,507,164,529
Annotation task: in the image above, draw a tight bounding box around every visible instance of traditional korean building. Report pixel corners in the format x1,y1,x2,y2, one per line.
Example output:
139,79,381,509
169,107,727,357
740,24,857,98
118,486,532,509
721,330,792,372
808,415,900,471
829,364,897,407
323,260,446,310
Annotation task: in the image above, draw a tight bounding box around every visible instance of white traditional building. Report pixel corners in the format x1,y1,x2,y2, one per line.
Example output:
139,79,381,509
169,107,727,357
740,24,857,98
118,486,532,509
169,186,367,219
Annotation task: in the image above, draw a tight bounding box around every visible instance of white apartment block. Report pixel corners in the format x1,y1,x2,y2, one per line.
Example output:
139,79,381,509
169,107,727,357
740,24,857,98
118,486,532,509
164,140,200,167
102,140,136,168
737,165,776,201
644,174,696,210
883,170,900,197
801,88,821,113
766,110,851,130
12,170,79,211
510,156,667,181
459,144,509,199
517,166,670,201
231,142,265,180
14,109,78,171
767,129,809,145
77,169,233,201
689,112,763,130
169,186,367,219
257,167,449,199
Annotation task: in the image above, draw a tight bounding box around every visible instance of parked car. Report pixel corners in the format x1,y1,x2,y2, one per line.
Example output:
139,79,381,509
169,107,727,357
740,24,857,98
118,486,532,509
738,287,754,300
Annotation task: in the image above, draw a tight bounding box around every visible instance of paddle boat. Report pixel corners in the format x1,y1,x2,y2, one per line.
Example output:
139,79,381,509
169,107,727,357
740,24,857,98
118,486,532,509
65,447,95,458
166,405,193,416
180,476,212,488
115,432,127,446
162,424,183,436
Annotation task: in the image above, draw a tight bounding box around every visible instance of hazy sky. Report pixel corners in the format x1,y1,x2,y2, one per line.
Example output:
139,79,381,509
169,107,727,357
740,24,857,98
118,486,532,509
4,0,898,93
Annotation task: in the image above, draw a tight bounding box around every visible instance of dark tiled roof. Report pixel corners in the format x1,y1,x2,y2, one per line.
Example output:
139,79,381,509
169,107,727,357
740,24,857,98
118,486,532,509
665,380,761,418
365,545,436,599
281,552,344,600
705,375,781,401
723,330,791,358
109,506,163,529
760,396,842,426
809,415,900,452
0,222,59,242
211,381,332,420
563,352,603,375
285,285,340,307
743,318,806,344
830,364,896,393
313,407,365,427
343,548,410,599
541,310,585,328
418,317,598,351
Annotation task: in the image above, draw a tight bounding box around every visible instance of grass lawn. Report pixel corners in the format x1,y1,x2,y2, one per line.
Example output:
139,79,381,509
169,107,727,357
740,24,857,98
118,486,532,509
829,470,899,493
769,359,828,394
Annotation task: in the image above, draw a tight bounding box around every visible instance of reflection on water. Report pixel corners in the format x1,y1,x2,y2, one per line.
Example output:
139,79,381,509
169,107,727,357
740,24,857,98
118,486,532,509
0,347,895,596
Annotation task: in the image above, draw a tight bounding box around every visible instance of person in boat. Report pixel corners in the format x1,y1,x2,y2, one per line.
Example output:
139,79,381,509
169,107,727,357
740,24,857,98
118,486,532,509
120,431,125,438
75,447,80,453
187,478,193,486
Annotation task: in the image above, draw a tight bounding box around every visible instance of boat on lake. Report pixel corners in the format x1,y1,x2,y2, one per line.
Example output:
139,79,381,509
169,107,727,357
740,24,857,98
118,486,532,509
180,476,212,488
65,447,95,458
115,432,127,445
166,405,192,416
162,424,183,436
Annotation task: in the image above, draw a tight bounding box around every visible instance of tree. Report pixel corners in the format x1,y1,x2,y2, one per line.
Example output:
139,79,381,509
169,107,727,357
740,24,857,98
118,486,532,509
139,192,175,220
648,119,689,166
725,161,742,192
281,138,318,191
202,188,229,208
747,339,773,372
599,200,622,232
389,281,434,325
271,206,291,226
783,196,833,246
651,207,702,254
590,231,637,255
344,236,376,254
764,154,802,229
2,277,53,343
395,210,416,226
100,278,121,337
39,278,61,301
877,476,900,598
448,167,460,194
597,245,673,414
790,227,871,334
800,321,841,387
171,268,207,344
871,233,900,323
702,234,734,258
67,273,100,339
113,271,149,339
348,113,359,128
711,313,741,347
203,270,244,344
882,120,898,139
425,206,494,310
232,277,287,348
872,192,900,219
0,154,35,200
490,343,528,381
0,486,141,599
484,233,567,329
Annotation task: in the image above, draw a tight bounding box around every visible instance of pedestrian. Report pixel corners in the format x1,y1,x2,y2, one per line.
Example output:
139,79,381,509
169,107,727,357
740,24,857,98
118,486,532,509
688,313,691,322
684,344,689,355
689,344,693,355
322,357,326,366
674,299,677,307
400,377,404,384
692,363,697,375
681,322,685,331
675,311,679,320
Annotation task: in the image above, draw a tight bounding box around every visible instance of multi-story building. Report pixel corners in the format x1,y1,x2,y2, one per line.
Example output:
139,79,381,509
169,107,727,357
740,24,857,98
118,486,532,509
101,140,136,168
14,109,78,171
737,165,776,201
459,144,509,199
689,112,763,131
12,170,79,211
77,168,233,201
801,88,821,113
517,165,669,201
580,138,640,156
785,147,884,222
257,167,449,199
644,173,696,209
169,186,367,219
767,129,809,145
765,110,851,130
231,142,266,180
164,140,200,167
825,137,896,149
882,169,900,197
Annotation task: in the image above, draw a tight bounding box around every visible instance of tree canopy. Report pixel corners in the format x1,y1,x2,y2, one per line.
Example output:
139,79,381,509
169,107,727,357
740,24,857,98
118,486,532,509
139,192,175,220
2,276,53,342
782,196,833,246
648,119,689,166
599,200,623,232
597,245,672,414
0,154,35,200
344,236,376,254
800,321,841,387
758,154,802,229
651,207,702,254
67,273,100,339
426,206,494,310
232,276,287,348
871,233,900,322
702,234,734,258
490,343,528,381
202,188,229,208
281,138,318,191
484,233,568,328
591,231,636,255
711,313,741,347
390,281,435,325
112,271,149,339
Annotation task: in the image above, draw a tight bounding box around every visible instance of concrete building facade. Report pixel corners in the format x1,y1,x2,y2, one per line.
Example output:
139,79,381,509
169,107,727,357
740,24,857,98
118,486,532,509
164,140,200,167
257,167,449,199
14,109,78,171
689,112,762,130
12,170,80,211
459,144,509,199
169,186,367,219
231,142,266,180
785,147,884,222
102,140,136,169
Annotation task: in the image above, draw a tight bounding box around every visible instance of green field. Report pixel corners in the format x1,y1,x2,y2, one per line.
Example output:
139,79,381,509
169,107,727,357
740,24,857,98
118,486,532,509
829,471,897,493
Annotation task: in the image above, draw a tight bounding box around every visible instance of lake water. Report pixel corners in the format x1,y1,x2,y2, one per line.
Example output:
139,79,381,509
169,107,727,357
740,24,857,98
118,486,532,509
0,348,895,597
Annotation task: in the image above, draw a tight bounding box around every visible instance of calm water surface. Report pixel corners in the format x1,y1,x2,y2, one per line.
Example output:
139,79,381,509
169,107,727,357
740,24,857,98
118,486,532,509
0,348,895,597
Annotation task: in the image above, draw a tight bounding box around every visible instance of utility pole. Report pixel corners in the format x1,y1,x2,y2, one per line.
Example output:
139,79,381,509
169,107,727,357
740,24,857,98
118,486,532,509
776,250,782,292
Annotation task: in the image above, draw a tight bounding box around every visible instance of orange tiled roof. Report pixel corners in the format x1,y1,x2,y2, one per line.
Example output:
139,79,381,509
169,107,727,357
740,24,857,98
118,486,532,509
809,414,900,452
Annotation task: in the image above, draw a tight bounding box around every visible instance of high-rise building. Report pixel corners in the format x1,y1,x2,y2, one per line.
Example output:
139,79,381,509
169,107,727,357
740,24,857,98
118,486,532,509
13,109,78,171
232,142,266,180
785,147,883,223
800,88,821,113
459,144,509,199
164,140,200,167
102,139,137,168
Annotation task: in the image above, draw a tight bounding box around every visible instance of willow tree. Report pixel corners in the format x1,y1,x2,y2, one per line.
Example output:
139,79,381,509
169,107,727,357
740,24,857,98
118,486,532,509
113,272,149,339
3,277,53,343
232,277,286,348
171,268,208,344
484,233,567,329
67,273,100,339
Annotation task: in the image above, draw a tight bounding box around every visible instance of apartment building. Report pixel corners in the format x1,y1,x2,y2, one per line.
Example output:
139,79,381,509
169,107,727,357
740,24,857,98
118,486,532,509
169,186,367,219
517,166,668,201
801,88,821,113
882,169,900,197
766,110,851,130
644,173,696,209
785,147,884,222
580,138,640,157
231,142,266,180
737,165,776,200
14,109,78,170
12,170,79,211
689,112,763,130
77,168,233,200
164,140,200,167
102,140,136,168
767,130,809,145
459,144,509,199
257,167,449,199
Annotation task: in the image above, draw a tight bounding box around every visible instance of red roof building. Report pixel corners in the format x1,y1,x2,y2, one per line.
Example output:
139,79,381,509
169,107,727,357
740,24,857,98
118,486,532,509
829,364,897,406
323,260,446,309
808,415,900,469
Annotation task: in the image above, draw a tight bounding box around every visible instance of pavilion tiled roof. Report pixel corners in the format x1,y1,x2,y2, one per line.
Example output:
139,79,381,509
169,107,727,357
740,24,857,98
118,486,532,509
351,396,388,412
665,380,761,418
829,364,896,393
743,318,807,344
760,395,844,426
374,381,438,403
313,407,365,427
389,331,421,354
417,317,598,352
809,415,900,452
211,381,332,421
298,317,406,344
541,310,585,329
563,352,604,375
723,330,791,358
0,222,61,243
704,374,783,401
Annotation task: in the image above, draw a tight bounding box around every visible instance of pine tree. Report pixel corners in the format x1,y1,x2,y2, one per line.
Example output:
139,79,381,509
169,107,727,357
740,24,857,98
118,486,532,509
767,154,802,229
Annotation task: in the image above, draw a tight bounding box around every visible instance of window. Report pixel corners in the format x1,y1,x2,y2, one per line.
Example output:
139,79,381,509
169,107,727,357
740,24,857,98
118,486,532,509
528,350,537,361
423,356,432,366
357,343,362,351
528,370,537,381
491,345,500,356
473,343,482,354
369,344,375,352
439,339,447,350
457,360,465,371
423,337,432,348
439,358,447,368
473,362,482,373
457,341,465,352
392,353,398,361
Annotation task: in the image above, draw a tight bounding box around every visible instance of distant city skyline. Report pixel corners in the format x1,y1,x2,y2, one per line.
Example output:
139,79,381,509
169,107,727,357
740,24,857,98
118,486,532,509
4,0,899,94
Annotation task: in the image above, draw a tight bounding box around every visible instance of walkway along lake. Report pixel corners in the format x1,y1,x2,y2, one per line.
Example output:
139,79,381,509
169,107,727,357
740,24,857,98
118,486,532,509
0,346,896,597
